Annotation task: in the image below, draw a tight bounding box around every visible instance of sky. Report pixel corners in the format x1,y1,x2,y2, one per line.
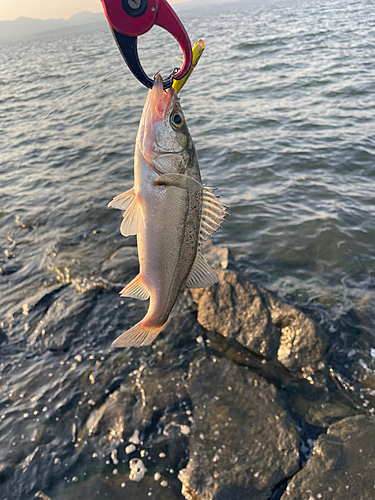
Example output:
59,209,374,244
0,0,188,22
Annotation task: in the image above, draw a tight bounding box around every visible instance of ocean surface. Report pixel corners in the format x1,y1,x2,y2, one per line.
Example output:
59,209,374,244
1,0,375,497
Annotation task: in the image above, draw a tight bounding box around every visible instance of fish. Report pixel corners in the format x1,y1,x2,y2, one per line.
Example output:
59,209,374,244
108,74,227,348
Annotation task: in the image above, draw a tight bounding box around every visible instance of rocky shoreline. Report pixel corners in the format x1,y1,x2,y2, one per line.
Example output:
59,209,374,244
1,243,374,500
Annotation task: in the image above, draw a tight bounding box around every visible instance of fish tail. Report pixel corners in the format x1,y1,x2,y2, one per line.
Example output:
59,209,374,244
112,320,166,348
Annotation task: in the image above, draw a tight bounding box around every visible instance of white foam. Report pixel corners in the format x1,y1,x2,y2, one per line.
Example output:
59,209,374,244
129,458,147,482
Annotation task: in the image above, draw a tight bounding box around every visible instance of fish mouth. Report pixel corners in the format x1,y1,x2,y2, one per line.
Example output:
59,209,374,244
138,75,180,165
143,75,175,127
149,74,175,121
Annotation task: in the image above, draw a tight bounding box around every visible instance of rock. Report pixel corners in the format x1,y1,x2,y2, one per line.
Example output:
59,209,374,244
27,286,98,351
191,269,328,377
77,384,140,456
265,293,328,377
162,290,205,347
281,414,375,500
181,357,300,500
0,263,22,275
99,246,139,289
292,391,359,429
191,270,280,359
356,294,375,334
0,326,7,344
35,492,53,500
56,472,184,500
200,240,235,270
202,328,296,386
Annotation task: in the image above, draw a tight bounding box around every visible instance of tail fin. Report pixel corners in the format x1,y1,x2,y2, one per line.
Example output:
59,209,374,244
112,321,166,348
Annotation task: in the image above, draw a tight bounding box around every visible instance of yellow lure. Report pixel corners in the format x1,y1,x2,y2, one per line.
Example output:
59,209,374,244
172,39,205,94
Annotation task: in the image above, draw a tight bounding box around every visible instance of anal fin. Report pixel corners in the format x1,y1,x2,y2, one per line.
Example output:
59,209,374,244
120,274,149,300
185,251,217,289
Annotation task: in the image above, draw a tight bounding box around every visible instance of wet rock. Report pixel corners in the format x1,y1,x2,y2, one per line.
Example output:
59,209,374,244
265,293,328,376
181,357,300,500
162,290,205,347
27,286,98,351
73,291,202,468
203,328,296,386
292,391,359,428
99,246,139,290
56,472,184,500
191,269,328,377
0,325,7,343
77,384,140,456
281,414,375,500
191,270,280,359
127,292,204,471
200,240,235,270
356,293,375,330
0,262,22,275
35,492,53,500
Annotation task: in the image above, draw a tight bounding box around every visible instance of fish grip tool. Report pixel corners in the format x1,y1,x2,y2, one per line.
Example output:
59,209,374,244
101,0,193,89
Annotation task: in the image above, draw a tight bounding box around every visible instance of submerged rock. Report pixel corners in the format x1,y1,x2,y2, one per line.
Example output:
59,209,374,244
56,472,184,500
191,269,328,378
99,245,139,290
282,414,375,500
27,286,98,351
191,270,280,359
1,242,354,500
0,325,7,344
266,292,328,377
181,357,300,500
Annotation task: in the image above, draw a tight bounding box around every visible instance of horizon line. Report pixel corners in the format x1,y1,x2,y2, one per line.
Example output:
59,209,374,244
0,0,191,23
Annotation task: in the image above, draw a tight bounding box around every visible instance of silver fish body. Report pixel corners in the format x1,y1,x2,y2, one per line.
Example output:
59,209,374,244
109,75,227,347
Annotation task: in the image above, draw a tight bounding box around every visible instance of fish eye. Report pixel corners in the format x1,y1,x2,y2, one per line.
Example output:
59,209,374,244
170,111,184,129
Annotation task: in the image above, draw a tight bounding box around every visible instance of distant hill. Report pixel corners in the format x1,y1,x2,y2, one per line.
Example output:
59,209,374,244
0,12,106,42
0,0,282,42
176,0,277,12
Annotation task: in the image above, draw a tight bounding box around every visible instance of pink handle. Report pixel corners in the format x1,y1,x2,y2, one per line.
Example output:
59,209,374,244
101,0,192,80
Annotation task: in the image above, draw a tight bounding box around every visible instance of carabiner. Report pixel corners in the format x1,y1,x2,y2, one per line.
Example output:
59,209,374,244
101,0,193,89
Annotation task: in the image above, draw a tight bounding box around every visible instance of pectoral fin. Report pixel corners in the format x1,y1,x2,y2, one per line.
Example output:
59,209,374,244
185,251,217,288
120,274,150,301
120,197,144,236
108,188,135,211
153,173,203,192
108,187,144,236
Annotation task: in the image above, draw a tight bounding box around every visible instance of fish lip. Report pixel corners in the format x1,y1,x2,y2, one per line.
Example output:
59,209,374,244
149,75,176,122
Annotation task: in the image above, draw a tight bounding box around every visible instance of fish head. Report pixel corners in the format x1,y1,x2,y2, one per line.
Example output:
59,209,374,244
137,74,193,174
